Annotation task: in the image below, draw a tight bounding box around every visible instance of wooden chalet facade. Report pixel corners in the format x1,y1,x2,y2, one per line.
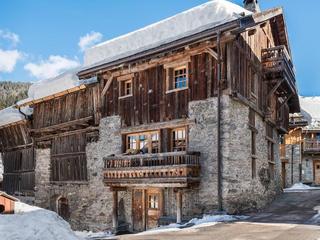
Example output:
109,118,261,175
0,0,300,232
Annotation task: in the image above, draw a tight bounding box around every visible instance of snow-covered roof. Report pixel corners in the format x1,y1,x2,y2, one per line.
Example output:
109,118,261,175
299,96,320,131
0,106,32,128
83,0,251,69
16,69,97,106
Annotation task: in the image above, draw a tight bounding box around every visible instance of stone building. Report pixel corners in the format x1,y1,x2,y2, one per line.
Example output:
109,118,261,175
0,0,299,232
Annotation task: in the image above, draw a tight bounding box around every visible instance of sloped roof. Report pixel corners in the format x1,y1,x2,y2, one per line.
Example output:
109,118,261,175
0,191,19,202
0,106,32,128
82,0,251,70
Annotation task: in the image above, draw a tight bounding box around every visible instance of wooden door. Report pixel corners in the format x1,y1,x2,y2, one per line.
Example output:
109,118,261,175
281,162,286,188
146,189,163,229
133,189,145,232
314,161,320,185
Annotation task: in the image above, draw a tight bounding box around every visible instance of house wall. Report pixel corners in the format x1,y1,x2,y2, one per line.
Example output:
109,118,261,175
34,116,124,231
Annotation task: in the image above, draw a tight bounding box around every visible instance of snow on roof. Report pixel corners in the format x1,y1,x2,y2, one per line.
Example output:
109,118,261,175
83,0,251,69
16,69,98,106
0,106,32,128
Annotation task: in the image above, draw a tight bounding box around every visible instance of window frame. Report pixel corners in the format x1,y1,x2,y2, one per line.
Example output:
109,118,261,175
125,130,160,154
164,60,190,94
148,193,160,210
118,74,134,99
171,127,187,152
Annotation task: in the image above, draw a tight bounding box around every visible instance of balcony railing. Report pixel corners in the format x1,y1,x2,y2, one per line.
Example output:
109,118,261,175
304,140,320,153
103,151,200,187
262,45,296,93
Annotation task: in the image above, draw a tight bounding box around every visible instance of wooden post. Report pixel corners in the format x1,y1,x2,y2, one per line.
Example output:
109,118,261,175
112,190,118,232
176,190,182,224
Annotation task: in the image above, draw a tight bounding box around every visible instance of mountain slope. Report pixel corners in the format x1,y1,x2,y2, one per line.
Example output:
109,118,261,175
0,81,30,110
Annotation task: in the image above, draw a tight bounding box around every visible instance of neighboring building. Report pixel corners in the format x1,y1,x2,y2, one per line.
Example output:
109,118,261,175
0,0,299,232
0,191,19,214
281,97,320,187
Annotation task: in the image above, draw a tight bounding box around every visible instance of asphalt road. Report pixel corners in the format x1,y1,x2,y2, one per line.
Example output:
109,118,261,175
115,191,320,240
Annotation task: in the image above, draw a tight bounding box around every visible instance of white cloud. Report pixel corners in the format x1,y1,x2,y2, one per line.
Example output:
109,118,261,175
78,31,103,51
0,49,22,73
0,30,20,46
24,55,80,79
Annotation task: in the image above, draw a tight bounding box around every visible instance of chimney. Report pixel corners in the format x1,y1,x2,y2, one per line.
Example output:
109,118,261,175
243,0,261,13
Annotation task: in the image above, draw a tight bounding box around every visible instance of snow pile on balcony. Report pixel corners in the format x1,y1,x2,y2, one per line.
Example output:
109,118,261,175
284,183,320,192
0,106,32,128
139,214,248,235
0,202,80,240
83,0,251,68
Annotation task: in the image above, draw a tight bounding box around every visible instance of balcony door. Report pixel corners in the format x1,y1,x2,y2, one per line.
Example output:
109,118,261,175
314,161,320,185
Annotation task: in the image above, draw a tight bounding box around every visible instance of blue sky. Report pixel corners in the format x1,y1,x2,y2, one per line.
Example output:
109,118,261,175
0,0,318,96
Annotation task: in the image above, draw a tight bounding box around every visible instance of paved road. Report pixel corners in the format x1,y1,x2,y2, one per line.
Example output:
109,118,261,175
115,191,320,240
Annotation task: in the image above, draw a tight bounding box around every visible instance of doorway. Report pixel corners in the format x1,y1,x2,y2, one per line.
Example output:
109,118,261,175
314,161,320,185
132,188,163,231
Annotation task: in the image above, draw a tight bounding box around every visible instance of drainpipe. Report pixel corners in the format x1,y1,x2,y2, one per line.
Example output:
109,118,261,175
291,145,294,185
217,31,223,211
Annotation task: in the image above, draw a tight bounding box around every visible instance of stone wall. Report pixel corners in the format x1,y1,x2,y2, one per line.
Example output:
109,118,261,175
0,153,3,183
187,96,281,215
283,144,301,187
302,156,314,183
34,116,124,231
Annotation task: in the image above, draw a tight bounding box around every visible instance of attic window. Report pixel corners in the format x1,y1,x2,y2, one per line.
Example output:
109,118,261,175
165,62,189,93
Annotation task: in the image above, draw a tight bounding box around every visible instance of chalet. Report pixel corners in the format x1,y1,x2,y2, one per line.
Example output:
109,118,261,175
281,98,320,187
1,0,299,233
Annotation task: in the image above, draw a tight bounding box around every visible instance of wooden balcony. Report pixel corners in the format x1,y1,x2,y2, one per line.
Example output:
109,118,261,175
262,45,296,93
304,140,320,153
103,151,200,187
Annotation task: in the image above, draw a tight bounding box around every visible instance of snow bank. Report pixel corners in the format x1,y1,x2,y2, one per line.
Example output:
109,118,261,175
0,106,32,128
83,0,251,68
0,202,80,240
75,231,113,240
284,183,320,192
139,214,248,235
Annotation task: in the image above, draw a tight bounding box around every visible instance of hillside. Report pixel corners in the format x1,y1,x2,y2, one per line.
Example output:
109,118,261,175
0,81,30,110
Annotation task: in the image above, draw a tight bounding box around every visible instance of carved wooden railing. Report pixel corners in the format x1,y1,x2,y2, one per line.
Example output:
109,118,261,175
304,140,320,152
103,151,200,187
262,45,296,91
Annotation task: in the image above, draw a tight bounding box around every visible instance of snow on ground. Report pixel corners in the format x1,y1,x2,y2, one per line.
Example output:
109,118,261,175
0,106,32,128
0,202,80,240
75,231,113,240
284,183,320,192
138,214,248,235
83,0,251,68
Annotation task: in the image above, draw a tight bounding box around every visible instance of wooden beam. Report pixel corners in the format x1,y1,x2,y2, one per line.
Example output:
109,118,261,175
30,116,93,134
176,190,182,224
101,74,114,97
112,190,118,232
120,118,195,135
206,47,218,60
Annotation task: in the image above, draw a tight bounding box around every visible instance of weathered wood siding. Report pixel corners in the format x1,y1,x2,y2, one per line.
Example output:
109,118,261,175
32,85,99,129
0,123,31,150
2,147,35,194
101,53,218,127
51,133,87,182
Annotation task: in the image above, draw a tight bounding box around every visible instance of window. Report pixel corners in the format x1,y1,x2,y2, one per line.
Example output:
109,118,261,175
174,66,187,89
148,194,159,209
126,131,159,154
124,80,132,96
172,128,186,152
118,75,133,98
165,63,189,92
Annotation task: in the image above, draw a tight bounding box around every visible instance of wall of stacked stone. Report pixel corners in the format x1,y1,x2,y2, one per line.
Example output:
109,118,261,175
283,144,301,187
302,156,314,183
187,96,282,215
34,116,128,231
0,153,3,183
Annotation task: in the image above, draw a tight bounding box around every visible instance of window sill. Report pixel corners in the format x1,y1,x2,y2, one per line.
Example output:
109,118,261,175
166,87,188,94
119,94,133,100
